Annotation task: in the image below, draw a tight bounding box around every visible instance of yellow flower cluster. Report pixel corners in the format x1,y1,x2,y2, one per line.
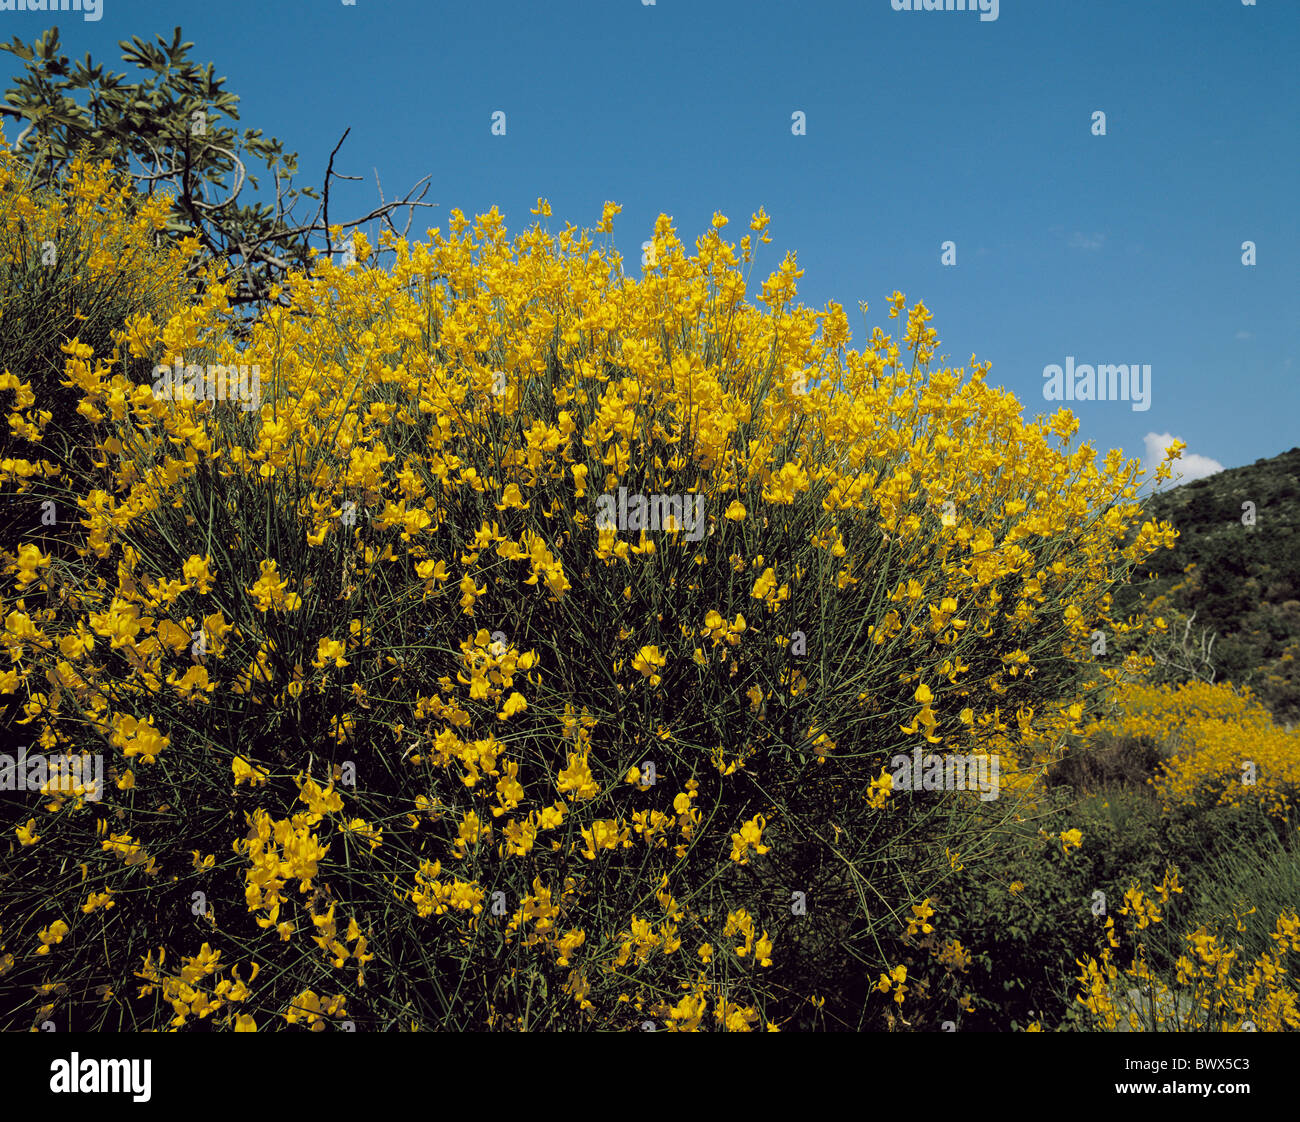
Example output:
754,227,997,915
0,132,198,290
283,989,349,1031
134,944,259,1029
729,814,771,864
1075,868,1299,1032
722,908,774,967
235,806,331,934
1088,681,1300,823
410,858,485,918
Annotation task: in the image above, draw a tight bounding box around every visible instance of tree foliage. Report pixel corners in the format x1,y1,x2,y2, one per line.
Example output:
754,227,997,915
1,26,436,329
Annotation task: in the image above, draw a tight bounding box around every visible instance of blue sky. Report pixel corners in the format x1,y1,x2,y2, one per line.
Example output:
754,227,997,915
6,0,1297,489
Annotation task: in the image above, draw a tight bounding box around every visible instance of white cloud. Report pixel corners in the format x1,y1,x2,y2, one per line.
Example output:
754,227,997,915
1144,432,1224,489
1068,231,1105,251
1234,330,1254,340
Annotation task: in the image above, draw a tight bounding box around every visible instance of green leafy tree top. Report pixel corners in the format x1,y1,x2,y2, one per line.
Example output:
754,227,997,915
1,26,436,328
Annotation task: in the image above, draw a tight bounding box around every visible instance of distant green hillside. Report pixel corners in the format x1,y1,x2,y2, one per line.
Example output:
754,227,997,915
1115,446,1300,726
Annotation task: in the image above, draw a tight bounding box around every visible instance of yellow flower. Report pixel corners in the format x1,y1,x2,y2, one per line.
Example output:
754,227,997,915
232,755,269,788
182,554,216,594
579,819,629,859
729,814,772,864
497,691,527,720
866,768,893,809
0,146,1199,1032
246,559,299,613
631,645,666,686
557,752,600,801
11,542,51,587
906,898,936,937
296,773,344,820
876,964,908,1005
595,201,622,233
82,889,116,914
37,919,70,955
111,713,169,764
313,637,350,670
342,817,383,853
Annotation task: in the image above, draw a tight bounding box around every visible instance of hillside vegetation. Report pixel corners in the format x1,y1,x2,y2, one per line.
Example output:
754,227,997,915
1115,448,1300,726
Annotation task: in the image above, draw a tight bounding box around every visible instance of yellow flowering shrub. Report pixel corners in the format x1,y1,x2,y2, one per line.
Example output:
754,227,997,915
0,125,199,486
1074,868,1300,1032
1081,678,1266,752
1084,680,1300,825
0,140,1185,1030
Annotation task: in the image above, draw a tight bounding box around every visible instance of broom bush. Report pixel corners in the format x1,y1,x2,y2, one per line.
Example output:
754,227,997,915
2,143,1189,1031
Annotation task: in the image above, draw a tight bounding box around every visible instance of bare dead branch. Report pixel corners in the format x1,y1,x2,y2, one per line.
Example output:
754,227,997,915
322,126,351,260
